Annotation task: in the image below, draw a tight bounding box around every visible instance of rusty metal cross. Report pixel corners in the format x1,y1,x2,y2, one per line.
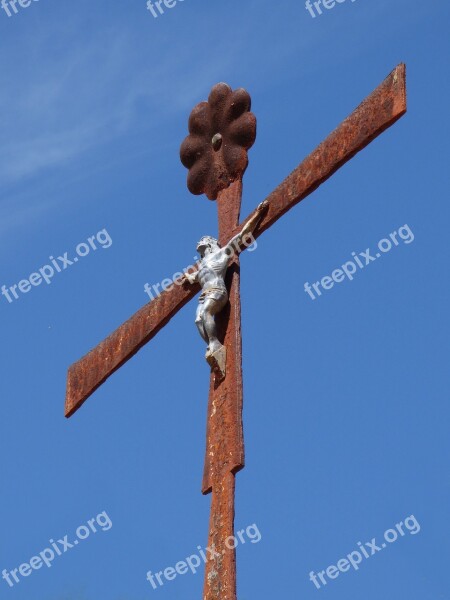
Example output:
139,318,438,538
65,65,406,599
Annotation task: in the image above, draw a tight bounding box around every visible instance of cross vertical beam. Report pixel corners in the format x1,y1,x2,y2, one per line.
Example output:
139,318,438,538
202,180,244,600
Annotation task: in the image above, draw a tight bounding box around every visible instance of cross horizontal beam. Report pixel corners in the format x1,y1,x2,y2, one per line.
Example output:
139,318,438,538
227,63,407,244
65,64,406,418
65,280,199,417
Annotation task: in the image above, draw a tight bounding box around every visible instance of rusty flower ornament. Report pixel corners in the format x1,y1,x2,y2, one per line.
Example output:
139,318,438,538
180,83,256,200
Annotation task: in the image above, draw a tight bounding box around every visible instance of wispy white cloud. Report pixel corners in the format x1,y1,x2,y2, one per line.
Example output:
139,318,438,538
0,2,313,237
0,29,141,185
0,16,246,238
0,17,248,185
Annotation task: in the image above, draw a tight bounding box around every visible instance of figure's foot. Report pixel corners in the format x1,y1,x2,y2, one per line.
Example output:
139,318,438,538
206,345,227,381
205,342,221,360
208,340,222,354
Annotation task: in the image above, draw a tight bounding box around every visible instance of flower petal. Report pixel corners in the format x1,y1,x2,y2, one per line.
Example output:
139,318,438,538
188,102,211,136
226,88,252,121
180,134,209,169
226,112,257,150
208,83,232,131
186,153,212,197
222,143,248,181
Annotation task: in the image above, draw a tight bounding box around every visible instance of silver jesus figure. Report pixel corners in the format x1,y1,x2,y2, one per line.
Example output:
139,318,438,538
183,201,268,363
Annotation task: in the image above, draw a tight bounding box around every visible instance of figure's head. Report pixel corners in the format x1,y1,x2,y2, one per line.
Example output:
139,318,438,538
197,236,221,257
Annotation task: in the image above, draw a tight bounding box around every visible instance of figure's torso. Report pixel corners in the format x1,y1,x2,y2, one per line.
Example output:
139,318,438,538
198,249,230,291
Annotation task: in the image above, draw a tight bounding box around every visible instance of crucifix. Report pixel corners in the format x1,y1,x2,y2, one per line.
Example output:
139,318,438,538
65,64,406,599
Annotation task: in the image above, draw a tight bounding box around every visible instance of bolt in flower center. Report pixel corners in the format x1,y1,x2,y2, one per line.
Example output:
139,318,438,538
211,133,223,151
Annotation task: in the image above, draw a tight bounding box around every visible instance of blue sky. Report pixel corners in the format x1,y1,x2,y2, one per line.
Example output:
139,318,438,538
0,0,449,598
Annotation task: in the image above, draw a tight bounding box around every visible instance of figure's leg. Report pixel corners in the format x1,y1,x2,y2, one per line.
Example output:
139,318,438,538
195,303,209,346
203,299,224,354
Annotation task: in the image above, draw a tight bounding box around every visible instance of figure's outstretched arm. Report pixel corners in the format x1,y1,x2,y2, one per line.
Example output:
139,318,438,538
226,200,269,251
226,200,269,250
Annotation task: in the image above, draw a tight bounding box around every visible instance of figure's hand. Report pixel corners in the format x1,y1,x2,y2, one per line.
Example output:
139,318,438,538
181,271,196,285
256,199,269,214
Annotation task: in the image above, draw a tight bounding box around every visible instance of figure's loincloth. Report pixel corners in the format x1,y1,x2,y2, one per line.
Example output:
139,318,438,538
199,286,228,306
